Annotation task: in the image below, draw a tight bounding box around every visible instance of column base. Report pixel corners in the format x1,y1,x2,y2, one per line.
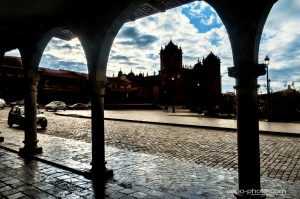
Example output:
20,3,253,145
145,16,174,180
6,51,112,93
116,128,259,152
84,168,114,181
0,137,4,142
19,146,43,157
235,192,266,199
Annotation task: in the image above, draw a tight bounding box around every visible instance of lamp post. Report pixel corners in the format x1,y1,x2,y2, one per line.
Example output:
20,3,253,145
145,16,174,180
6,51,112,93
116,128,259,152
171,76,175,113
196,82,200,113
264,55,270,121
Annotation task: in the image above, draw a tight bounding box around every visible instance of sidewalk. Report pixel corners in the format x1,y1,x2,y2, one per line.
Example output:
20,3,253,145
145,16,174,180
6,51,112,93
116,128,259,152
56,109,300,136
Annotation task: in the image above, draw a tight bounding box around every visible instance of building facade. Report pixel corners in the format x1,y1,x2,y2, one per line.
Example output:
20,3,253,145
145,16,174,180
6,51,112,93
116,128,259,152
0,41,221,112
158,40,221,113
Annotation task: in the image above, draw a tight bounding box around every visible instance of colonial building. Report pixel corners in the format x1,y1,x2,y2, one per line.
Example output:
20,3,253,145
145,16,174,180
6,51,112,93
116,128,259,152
106,72,136,104
0,41,221,112
0,56,24,102
38,68,89,104
0,56,90,104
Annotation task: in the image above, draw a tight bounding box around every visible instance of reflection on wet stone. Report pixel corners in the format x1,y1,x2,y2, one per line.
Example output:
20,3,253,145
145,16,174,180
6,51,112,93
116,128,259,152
0,109,299,198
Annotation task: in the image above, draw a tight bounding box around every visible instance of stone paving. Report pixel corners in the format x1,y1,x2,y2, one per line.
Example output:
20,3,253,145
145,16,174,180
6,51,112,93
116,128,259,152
2,108,298,183
1,136,300,198
59,109,300,135
0,107,300,198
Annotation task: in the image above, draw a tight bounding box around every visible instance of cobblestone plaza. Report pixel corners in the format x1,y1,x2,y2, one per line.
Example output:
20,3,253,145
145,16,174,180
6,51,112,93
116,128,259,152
0,108,300,198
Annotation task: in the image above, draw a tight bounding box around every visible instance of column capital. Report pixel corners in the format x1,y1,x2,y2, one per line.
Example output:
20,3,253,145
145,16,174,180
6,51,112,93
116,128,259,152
89,80,106,97
24,78,38,85
228,64,266,79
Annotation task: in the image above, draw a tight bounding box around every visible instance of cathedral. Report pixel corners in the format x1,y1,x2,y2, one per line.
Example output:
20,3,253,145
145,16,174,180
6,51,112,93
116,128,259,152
159,40,221,112
122,40,222,113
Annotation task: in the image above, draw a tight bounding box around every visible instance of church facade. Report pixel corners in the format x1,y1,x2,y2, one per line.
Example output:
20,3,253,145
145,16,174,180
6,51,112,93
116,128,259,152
124,40,222,113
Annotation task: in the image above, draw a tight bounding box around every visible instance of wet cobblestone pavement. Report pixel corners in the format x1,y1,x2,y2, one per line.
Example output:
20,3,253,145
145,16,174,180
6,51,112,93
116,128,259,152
1,140,300,198
0,108,300,198
1,108,297,182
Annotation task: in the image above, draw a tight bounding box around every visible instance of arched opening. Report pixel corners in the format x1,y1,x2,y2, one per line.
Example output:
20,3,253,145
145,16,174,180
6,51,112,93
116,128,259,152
39,37,89,105
0,1,298,198
259,0,300,93
1,49,23,103
255,0,300,185
98,0,242,195
107,1,233,112
258,0,300,121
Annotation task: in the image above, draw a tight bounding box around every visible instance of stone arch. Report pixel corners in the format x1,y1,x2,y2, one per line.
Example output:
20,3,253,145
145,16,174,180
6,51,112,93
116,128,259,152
77,0,149,81
206,0,277,65
94,0,279,196
39,35,88,104
16,27,70,156
206,0,278,196
67,0,151,181
258,0,297,92
8,0,278,194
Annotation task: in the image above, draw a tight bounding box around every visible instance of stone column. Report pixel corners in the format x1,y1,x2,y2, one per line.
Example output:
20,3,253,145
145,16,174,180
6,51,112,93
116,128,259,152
0,50,4,142
80,35,114,182
0,131,3,142
19,76,42,156
89,80,113,180
206,0,278,197
18,41,46,156
77,0,148,182
0,50,4,61
228,64,266,198
79,22,124,182
18,68,42,156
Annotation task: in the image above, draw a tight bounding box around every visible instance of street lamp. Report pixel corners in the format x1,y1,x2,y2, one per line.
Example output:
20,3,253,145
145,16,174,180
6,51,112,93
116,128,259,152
171,76,175,113
264,55,270,121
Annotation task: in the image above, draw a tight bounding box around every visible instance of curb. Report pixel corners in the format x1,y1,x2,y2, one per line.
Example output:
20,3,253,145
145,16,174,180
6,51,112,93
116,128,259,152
55,113,300,137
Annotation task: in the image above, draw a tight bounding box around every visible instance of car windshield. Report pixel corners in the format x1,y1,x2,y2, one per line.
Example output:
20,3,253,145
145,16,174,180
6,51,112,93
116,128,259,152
50,101,63,105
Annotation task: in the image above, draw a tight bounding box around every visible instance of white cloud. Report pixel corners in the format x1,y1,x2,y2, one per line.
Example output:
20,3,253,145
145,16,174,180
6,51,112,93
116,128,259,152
39,38,87,73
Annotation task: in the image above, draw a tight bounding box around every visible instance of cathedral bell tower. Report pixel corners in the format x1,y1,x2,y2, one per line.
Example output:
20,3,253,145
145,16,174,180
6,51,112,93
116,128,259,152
159,40,182,73
159,40,184,106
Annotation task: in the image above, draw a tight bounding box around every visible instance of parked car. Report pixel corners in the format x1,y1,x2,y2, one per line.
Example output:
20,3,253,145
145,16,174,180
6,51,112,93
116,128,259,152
45,101,66,111
8,106,47,129
68,103,89,110
0,98,6,109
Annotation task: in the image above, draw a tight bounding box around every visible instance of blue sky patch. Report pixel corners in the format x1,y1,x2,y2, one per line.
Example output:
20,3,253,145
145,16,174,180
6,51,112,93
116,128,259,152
181,3,222,33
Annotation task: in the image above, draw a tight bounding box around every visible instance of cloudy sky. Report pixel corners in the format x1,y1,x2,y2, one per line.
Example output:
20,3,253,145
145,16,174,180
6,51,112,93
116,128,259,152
6,0,300,93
